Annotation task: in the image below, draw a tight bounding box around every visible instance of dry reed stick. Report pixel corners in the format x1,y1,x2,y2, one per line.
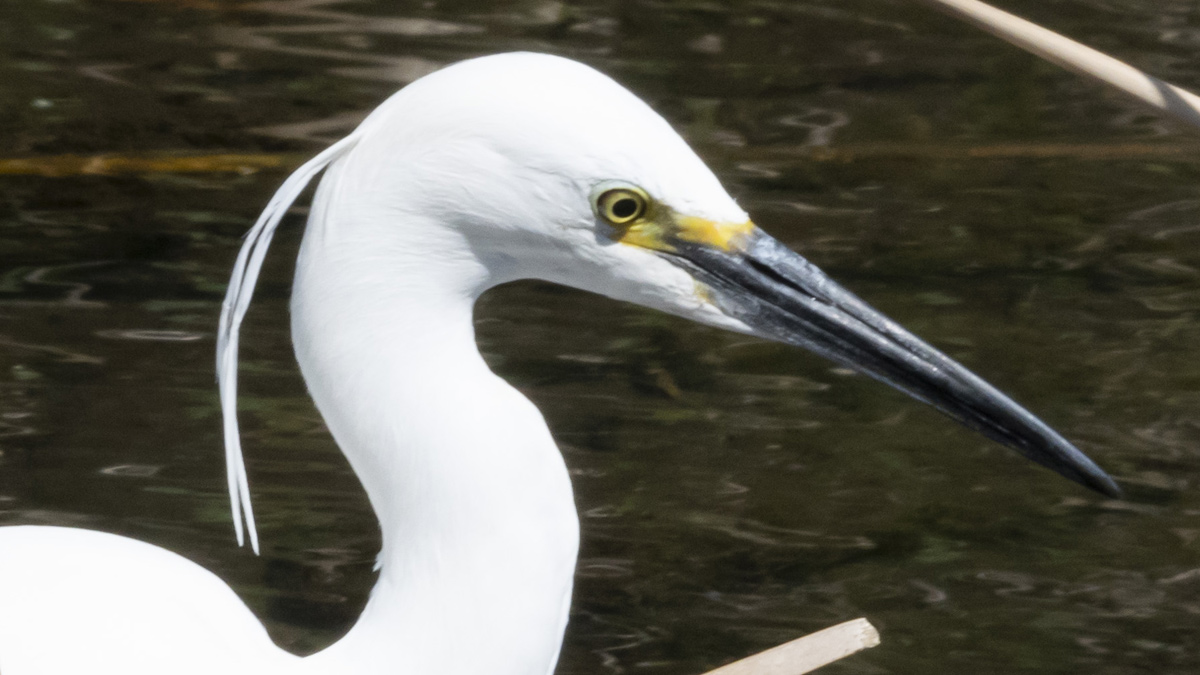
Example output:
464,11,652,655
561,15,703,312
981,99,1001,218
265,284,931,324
697,618,880,675
917,0,1200,132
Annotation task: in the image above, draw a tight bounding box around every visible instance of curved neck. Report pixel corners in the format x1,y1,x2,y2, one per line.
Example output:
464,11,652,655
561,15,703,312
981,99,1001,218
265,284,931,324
290,186,579,675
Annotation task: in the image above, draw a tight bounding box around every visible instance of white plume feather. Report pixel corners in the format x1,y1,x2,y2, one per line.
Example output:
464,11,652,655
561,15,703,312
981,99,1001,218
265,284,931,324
217,133,361,553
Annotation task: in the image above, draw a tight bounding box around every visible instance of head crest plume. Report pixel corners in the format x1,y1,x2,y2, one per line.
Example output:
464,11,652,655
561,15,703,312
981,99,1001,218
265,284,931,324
217,133,361,553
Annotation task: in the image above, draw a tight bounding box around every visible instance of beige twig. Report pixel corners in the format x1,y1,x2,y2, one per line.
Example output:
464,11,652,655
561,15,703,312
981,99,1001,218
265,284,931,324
917,0,1200,132
698,618,880,675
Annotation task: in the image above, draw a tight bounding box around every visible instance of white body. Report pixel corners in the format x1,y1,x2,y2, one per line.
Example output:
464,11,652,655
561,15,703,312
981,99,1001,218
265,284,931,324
0,53,746,674
0,527,294,674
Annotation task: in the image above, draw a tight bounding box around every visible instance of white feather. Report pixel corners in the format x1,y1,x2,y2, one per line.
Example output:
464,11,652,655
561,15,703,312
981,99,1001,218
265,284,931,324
216,132,362,553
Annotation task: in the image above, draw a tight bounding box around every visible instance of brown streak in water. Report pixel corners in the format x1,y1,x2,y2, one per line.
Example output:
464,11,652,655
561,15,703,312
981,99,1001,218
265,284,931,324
0,154,299,177
3,144,1200,178
757,142,1200,162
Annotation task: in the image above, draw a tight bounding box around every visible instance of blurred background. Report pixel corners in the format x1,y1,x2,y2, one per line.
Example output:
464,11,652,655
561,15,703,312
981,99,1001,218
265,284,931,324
1,0,1199,672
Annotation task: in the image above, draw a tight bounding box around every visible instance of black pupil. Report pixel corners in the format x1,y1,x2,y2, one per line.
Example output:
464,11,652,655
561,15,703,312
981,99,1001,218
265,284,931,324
611,197,639,219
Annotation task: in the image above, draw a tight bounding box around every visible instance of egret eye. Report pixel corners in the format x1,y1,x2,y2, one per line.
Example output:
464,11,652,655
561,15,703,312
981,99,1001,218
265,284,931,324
595,188,647,225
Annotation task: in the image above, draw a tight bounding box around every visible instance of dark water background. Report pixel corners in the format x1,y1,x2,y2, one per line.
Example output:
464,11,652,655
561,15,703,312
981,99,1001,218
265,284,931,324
2,0,1200,672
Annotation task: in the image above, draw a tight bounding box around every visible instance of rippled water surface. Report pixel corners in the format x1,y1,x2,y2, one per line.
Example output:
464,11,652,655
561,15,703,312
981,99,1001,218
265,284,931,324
3,0,1200,672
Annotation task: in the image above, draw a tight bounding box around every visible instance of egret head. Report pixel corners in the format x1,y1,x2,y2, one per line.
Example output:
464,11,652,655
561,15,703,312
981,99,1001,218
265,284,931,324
336,52,755,329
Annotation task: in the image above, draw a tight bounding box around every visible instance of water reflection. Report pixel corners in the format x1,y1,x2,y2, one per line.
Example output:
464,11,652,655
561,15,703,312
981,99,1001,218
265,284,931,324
1,0,1200,673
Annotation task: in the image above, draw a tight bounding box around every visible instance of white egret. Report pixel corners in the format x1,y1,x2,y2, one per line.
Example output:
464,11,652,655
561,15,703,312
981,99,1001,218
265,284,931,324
0,52,1117,675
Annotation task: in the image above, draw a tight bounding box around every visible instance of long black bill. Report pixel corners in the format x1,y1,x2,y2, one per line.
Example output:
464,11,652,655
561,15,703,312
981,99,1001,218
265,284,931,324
673,229,1120,498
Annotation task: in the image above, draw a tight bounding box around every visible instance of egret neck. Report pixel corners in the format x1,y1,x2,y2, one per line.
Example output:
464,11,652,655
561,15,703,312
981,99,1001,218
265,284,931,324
290,153,579,675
